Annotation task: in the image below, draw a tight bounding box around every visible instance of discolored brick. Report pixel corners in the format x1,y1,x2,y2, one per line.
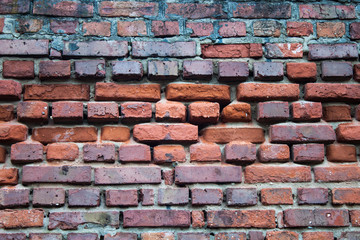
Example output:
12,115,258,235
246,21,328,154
158,188,189,205
121,102,152,122
83,143,116,163
24,84,90,101
3,60,34,79
191,188,222,205
148,61,178,80
123,210,190,227
83,21,111,37
253,21,281,37
323,105,352,122
0,105,14,122
39,61,71,80
265,43,303,58
190,142,221,162
118,20,147,37
292,101,322,122
321,61,352,81
226,188,257,206
119,144,151,163
261,188,293,205
292,144,324,163
187,22,213,36
11,141,43,164
17,101,48,123
258,144,290,163
151,21,179,36
106,189,138,207
201,43,262,58
75,60,106,80
317,22,345,38
218,61,249,81
32,188,65,207
257,101,289,122
224,141,256,164
183,60,213,80
201,126,264,143
155,101,186,122
52,101,83,123
32,127,97,144
286,21,313,36
112,61,143,81
87,102,119,123
297,188,328,205
68,189,100,207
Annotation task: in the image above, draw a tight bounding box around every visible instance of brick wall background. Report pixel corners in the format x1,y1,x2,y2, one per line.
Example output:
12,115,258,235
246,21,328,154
1,0,360,239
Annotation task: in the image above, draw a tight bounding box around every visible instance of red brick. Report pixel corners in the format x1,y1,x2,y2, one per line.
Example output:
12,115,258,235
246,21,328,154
87,102,119,123
132,41,196,57
0,209,43,228
287,21,313,36
29,233,62,240
298,188,328,205
68,188,100,207
0,18,4,33
99,1,158,17
75,60,105,80
32,127,97,144
261,188,293,205
218,62,249,81
118,21,147,36
50,20,78,34
95,83,160,101
0,188,29,208
11,141,43,164
0,168,18,185
33,0,93,17
314,164,360,182
249,232,264,240
83,143,116,163
119,144,151,163
183,60,213,80
0,0,30,14
112,61,143,81
188,101,219,124
258,144,290,163
323,105,351,121
233,3,291,18
3,60,34,79
46,143,79,161
83,21,111,36
221,102,251,122
140,189,154,206
191,188,222,205
16,19,42,33
17,101,48,123
191,211,205,228
321,62,352,81
326,144,356,162
33,188,65,207
39,60,70,80
63,41,128,57
0,80,22,100
218,22,246,37
187,22,213,36
52,101,83,123
0,105,14,122
163,169,174,186
270,124,336,143
133,123,198,143
266,231,298,240
317,22,345,38
333,188,360,205
0,233,26,240
266,43,303,59
166,3,225,19
351,210,360,227
94,166,161,185
201,44,262,58
299,4,355,19
257,101,289,122
226,188,257,206
155,101,186,122
292,144,324,163
215,233,246,240
245,164,311,183
0,146,5,163
200,126,264,143
302,232,334,240
178,233,209,240
337,123,360,142
141,233,173,240
0,123,28,143
308,44,358,60
224,141,256,164
237,83,299,101
354,64,360,82
24,84,89,101
283,209,349,227
152,21,179,36
106,189,138,207
292,101,322,121
67,233,98,240
207,210,275,228
121,102,152,122
49,211,119,230
175,165,242,184
148,61,178,80
101,126,130,142
190,143,221,162
123,210,190,227
0,39,48,56
153,145,185,164
350,22,360,39
253,21,281,37
158,188,189,205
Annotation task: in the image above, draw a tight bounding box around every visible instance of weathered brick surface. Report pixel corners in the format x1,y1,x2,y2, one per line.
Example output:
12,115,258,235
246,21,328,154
11,141,43,164
3,60,34,79
32,127,97,144
0,123,28,143
0,80,22,101
314,164,360,182
95,83,161,101
226,188,257,206
106,189,138,207
0,209,44,228
33,188,65,207
0,39,49,56
237,83,299,101
112,61,143,80
283,209,349,227
308,44,358,60
0,105,14,122
286,62,317,82
166,3,225,19
0,189,29,208
68,188,100,207
63,41,128,57
123,210,190,227
201,44,262,58
297,188,328,205
100,1,158,17
132,41,196,57
258,144,290,163
24,84,90,101
201,126,264,143
17,101,48,123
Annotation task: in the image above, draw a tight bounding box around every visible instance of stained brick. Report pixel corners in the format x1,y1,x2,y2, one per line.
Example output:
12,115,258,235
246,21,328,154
253,21,281,37
0,234,26,240
105,233,137,240
140,189,154,206
292,144,324,163
63,41,128,57
283,209,349,227
0,168,18,185
52,101,83,123
17,101,48,123
302,232,334,240
221,102,251,122
323,105,352,122
266,231,298,240
29,233,62,240
314,164,360,182
326,144,357,162
292,101,322,121
148,61,178,80
11,141,43,164
123,210,190,227
200,126,264,143
191,211,205,228
3,60,34,79
0,188,29,208
99,1,158,17
106,189,138,207
254,62,283,81
299,4,355,19
101,126,130,142
190,143,221,162
32,127,97,144
188,101,220,124
16,19,43,33
87,102,119,123
258,144,290,163
0,209,43,228
118,21,147,36
286,21,313,36
158,188,189,205
67,233,98,240
336,123,360,142
317,22,345,38
83,21,111,37
24,84,90,101
141,233,173,240
215,233,246,240
0,39,48,56
155,101,186,122
153,145,185,164
351,211,360,227
187,22,213,36
237,83,299,101
226,188,257,206
0,80,22,101
183,60,213,80
50,20,78,34
332,188,360,205
68,188,100,207
112,61,143,81
308,44,358,60
201,44,262,58
0,18,3,33
0,123,28,143
83,143,116,163
75,60,105,79
265,43,303,58
33,188,65,207
233,3,291,18
298,188,328,205
132,41,196,57
119,144,151,163
95,83,160,101
166,3,225,19
257,101,289,122
218,22,246,37
350,22,360,40
0,146,5,163
261,188,293,205
0,105,14,122
0,0,30,14
152,21,179,36
33,0,93,17
178,233,209,240
224,141,256,164
218,62,249,81
321,61,352,81
191,188,222,205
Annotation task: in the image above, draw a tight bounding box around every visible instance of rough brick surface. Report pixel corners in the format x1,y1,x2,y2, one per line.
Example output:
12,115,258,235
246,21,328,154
297,188,328,205
201,44,262,58
226,188,257,206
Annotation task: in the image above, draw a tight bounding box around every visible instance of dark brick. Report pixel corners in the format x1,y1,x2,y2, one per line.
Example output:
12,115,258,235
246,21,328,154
63,41,128,57
16,19,43,33
298,188,328,205
121,102,152,122
52,101,83,123
0,0,30,14
215,233,246,240
233,3,291,18
106,189,138,207
326,144,357,162
148,61,178,80
158,188,189,205
283,209,349,227
191,188,222,205
123,210,190,227
258,144,290,163
3,60,34,79
33,0,93,17
132,41,196,57
253,21,281,37
75,60,105,79
292,101,322,122
226,188,257,206
183,60,213,80
151,21,179,36
29,233,62,240
178,233,210,240
119,144,151,162
323,105,352,122
0,80,22,101
308,44,358,60
83,143,116,163
67,233,98,240
266,231,298,240
292,144,324,163
104,233,137,240
254,62,283,81
202,44,262,58
112,61,143,81
68,189,100,207
224,142,256,164
87,102,119,123
218,61,249,81
0,105,14,122
257,101,289,122
350,22,360,40
0,189,29,208
11,142,43,164
299,4,356,19
50,20,78,34
99,1,158,17
24,84,90,101
321,61,352,81
33,188,65,207
166,3,225,19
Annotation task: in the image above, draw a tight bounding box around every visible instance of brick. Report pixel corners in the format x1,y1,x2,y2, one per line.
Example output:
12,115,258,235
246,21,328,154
140,189,154,206
0,188,29,208
0,146,5,163
268,44,304,59
292,144,324,163
153,145,185,164
317,22,345,38
152,21,179,36
324,105,351,122
178,233,209,240
0,105,14,122
253,21,281,37
207,210,275,228
187,22,213,36
283,209,349,227
99,1,158,17
191,188,222,205
258,144,290,163
112,61,143,81
314,164,360,182
221,102,251,122
95,83,160,101
224,142,256,164
67,233,98,240
356,105,360,120
83,21,111,37
298,188,328,205
175,165,242,184
287,62,317,82
11,141,43,164
0,168,18,185
29,233,62,240
326,144,356,162
333,188,360,205
249,232,264,240
237,83,299,101
33,188,65,207
337,123,360,142
23,165,91,184
245,164,311,183
52,101,83,123
218,62,249,81
47,143,79,161
158,188,189,205
32,127,97,144
183,60,213,80
0,0,30,14
0,39,48,56
123,210,190,227
233,3,291,18
321,61,352,81
119,144,151,163
3,60,34,79
106,189,138,207
132,41,196,57
339,232,360,239
83,143,116,163
218,22,246,37
191,211,205,228
0,234,26,240
0,80,22,100
270,124,336,143
94,166,161,185
155,101,186,122
287,21,313,36
163,170,174,186
133,123,198,143
148,61,178,80
299,4,355,19
68,189,100,207
75,60,105,79
105,233,137,240
201,126,264,143
292,101,322,121
0,209,43,228
201,43,262,58
261,188,293,205
350,22,360,39
50,20,78,34
226,188,257,206
16,19,42,33
354,64,360,82
190,143,221,162
266,231,298,240
121,102,152,122
33,0,93,17
188,102,219,124
118,21,147,36
302,232,333,240
166,3,225,19
257,101,289,122
0,123,27,143
308,44,358,60
101,126,130,142
0,18,3,33
254,62,283,81
17,101,48,123
49,211,119,230
63,41,128,57
141,233,173,240
351,211,360,226
87,102,119,123
215,233,246,240
24,84,90,101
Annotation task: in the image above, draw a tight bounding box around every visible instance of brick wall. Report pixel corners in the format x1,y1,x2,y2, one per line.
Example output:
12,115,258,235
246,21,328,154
0,0,360,239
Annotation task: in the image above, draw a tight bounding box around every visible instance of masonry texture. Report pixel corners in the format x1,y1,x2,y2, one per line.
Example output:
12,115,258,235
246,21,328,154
1,0,360,239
